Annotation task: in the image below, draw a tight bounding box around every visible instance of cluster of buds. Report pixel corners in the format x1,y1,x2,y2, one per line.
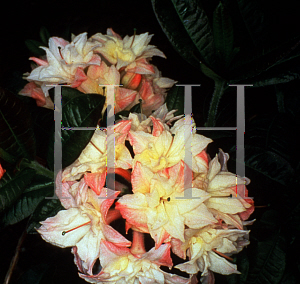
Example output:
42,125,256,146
19,29,176,115
37,104,254,283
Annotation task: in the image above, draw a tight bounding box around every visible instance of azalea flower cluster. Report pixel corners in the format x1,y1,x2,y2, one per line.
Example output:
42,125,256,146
19,29,176,115
37,104,254,283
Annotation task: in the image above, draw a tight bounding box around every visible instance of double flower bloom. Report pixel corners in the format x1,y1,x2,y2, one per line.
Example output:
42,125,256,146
37,106,254,284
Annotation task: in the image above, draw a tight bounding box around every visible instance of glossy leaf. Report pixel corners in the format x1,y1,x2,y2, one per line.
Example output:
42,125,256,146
151,0,202,70
213,2,234,67
1,175,54,227
246,233,286,284
0,168,35,214
165,85,184,116
0,88,36,160
47,89,105,169
236,0,267,47
171,0,217,69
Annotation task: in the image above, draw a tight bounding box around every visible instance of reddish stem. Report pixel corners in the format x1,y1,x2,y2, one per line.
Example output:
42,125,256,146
130,231,146,255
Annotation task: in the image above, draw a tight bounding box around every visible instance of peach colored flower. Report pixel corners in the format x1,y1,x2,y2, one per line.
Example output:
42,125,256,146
128,116,212,173
26,33,101,87
19,82,54,109
173,227,249,277
91,28,166,70
116,161,216,247
37,186,131,275
79,240,195,284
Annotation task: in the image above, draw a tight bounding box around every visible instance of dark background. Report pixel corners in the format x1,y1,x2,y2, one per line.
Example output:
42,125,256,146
1,0,300,283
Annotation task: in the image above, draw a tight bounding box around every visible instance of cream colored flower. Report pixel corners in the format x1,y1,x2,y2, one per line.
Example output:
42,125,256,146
116,161,216,247
91,28,166,70
128,116,212,173
174,227,249,277
37,186,131,275
27,33,101,86
62,120,133,185
80,241,193,284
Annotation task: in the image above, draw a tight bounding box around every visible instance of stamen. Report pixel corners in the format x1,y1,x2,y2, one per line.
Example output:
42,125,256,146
212,249,234,261
130,28,137,48
160,197,171,202
90,141,103,154
62,221,91,236
58,46,67,64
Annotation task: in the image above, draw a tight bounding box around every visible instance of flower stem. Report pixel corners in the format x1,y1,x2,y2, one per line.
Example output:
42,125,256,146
130,231,146,255
4,229,27,284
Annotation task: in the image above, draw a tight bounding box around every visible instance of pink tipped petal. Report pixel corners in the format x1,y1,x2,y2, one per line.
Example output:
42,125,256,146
170,237,186,259
145,243,173,268
71,67,87,88
88,54,101,65
52,37,69,48
151,117,165,137
102,224,131,247
107,28,122,39
115,88,137,113
29,57,48,66
19,82,46,107
84,171,106,195
131,162,152,193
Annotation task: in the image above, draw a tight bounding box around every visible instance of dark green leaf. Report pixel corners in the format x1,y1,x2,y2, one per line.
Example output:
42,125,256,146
246,233,286,284
213,2,234,67
1,175,54,227
27,198,64,233
151,0,202,70
171,0,217,69
165,85,184,116
25,40,46,56
240,146,294,186
205,79,227,127
39,26,51,46
236,0,267,47
0,88,36,160
47,90,106,169
49,87,85,107
0,168,35,213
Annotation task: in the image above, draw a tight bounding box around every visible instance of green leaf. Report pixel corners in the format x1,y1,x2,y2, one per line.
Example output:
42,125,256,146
0,88,36,160
237,0,267,47
27,198,64,233
0,168,35,213
39,26,51,46
47,90,106,169
205,79,227,127
171,0,217,69
246,233,286,284
165,85,184,116
1,175,54,227
151,0,202,70
213,2,234,67
25,39,46,56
